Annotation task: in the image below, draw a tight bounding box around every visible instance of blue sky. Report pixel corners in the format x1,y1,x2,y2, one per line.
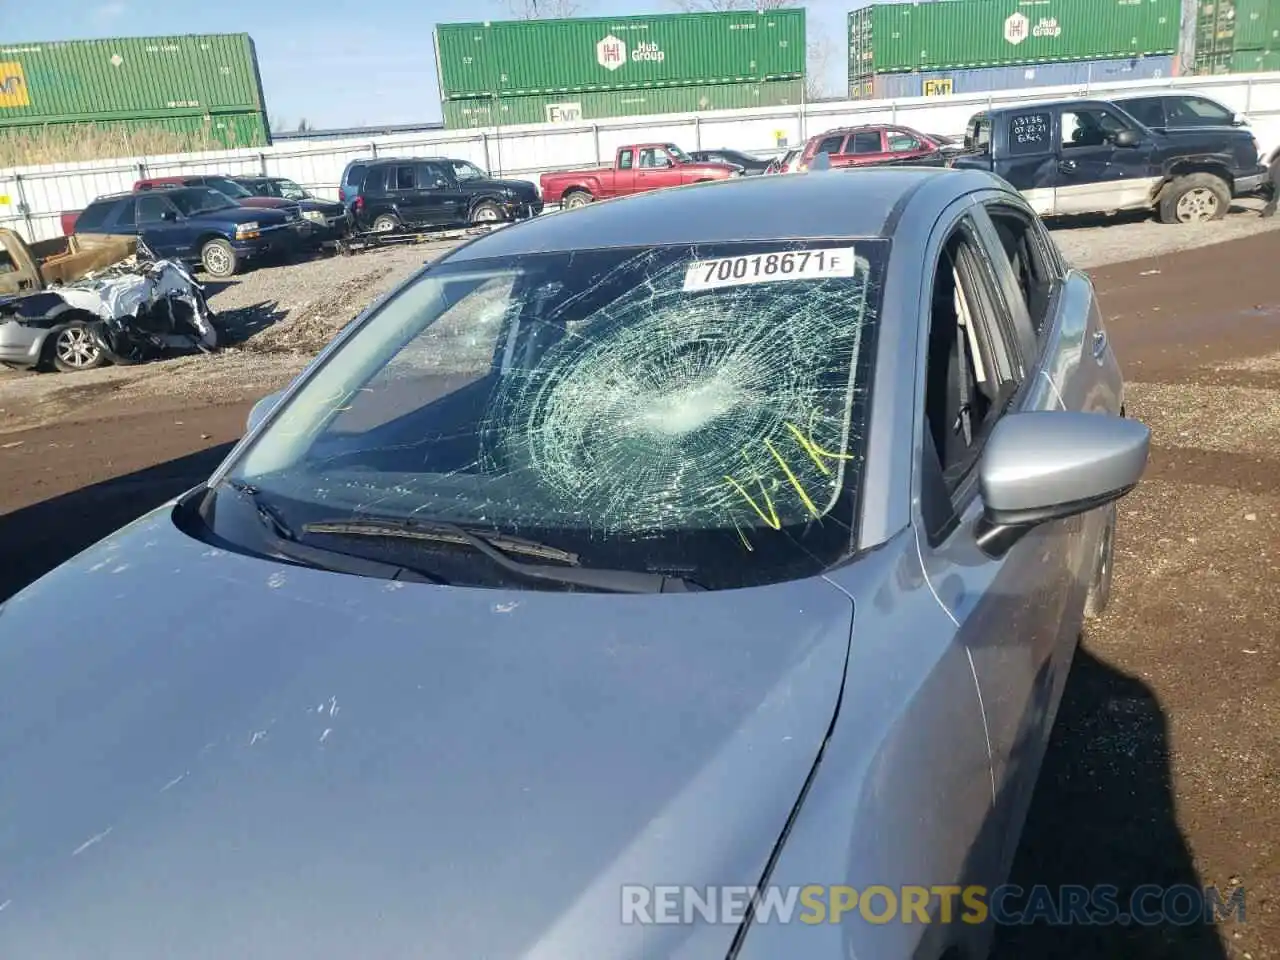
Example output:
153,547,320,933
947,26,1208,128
5,0,852,129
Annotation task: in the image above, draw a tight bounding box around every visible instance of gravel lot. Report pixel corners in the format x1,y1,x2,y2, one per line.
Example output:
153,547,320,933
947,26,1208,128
1,198,1277,436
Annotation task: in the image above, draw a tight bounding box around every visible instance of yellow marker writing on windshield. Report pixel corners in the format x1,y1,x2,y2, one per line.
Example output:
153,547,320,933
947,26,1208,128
725,416,852,525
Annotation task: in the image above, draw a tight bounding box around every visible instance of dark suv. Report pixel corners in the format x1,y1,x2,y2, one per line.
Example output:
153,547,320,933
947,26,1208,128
339,157,542,232
71,187,300,278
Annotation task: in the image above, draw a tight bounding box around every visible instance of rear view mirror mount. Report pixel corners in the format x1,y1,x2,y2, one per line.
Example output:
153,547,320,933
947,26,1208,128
973,411,1150,559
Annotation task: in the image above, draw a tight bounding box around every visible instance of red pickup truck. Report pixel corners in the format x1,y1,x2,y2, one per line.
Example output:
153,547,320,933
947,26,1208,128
539,143,740,209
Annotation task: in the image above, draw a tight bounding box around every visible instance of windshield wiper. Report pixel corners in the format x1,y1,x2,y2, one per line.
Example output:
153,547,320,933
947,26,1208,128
301,516,704,594
222,479,448,584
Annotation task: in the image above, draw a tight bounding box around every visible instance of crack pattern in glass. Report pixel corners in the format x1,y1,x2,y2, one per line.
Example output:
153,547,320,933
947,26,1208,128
481,252,873,542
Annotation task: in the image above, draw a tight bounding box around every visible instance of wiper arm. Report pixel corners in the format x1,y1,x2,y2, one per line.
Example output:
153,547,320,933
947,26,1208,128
301,517,703,594
225,478,297,541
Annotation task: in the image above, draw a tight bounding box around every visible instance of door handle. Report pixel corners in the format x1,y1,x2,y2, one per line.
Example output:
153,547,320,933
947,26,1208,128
1092,330,1108,361
1059,160,1078,173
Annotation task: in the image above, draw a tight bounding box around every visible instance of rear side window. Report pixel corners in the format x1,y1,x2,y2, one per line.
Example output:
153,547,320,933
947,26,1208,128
361,166,386,193
618,149,634,169
1167,95,1234,125
344,164,367,188
387,165,415,191
72,198,118,232
849,131,882,154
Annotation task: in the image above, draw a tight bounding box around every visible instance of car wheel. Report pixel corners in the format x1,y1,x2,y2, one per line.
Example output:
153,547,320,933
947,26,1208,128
372,214,400,232
562,190,592,210
51,321,108,373
1083,503,1117,620
200,238,239,278
1159,173,1230,224
470,200,504,224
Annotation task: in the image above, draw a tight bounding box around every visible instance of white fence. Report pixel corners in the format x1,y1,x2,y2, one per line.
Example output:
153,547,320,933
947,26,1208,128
4,71,1280,242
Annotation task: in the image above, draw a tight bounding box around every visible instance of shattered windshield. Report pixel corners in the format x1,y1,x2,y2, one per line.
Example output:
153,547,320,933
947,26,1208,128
206,177,255,199
212,240,886,590
170,188,238,215
274,179,308,199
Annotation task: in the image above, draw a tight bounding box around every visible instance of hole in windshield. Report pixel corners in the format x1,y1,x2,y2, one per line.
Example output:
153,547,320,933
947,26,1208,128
212,241,887,590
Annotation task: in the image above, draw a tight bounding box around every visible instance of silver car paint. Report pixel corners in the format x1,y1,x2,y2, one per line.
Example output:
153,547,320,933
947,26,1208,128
0,168,1135,959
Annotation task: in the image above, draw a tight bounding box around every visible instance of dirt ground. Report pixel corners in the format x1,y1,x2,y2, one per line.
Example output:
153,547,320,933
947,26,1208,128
0,210,1277,957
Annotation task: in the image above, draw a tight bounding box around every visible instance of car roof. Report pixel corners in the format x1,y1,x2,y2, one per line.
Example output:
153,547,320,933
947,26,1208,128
978,97,1121,115
444,166,999,259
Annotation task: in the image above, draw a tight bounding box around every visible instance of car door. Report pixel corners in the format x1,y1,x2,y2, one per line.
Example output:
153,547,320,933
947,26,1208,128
837,129,885,167
913,204,1073,887
612,148,636,196
416,161,465,226
1054,104,1158,214
382,163,430,226
134,193,186,258
993,109,1058,216
635,146,678,191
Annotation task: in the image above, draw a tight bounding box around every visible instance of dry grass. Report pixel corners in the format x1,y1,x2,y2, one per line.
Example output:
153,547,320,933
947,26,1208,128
0,117,247,168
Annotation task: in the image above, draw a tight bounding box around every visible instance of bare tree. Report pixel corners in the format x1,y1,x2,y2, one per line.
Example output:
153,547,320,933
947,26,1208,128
805,37,837,100
296,118,312,132
506,0,581,17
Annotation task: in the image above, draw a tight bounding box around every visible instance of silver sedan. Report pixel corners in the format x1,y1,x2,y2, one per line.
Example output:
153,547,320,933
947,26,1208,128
0,166,1148,958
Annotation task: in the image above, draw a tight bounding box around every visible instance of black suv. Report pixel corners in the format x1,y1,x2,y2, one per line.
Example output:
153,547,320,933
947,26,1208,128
339,157,542,232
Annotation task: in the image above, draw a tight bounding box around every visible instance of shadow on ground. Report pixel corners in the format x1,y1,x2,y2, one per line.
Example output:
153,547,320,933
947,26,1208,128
210,300,290,346
0,440,237,602
989,643,1234,959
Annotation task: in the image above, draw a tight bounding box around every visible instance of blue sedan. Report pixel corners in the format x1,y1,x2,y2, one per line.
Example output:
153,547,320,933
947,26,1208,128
0,166,1148,959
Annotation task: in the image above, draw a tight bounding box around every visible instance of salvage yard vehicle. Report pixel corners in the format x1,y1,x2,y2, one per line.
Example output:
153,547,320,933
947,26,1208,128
538,142,740,208
232,175,352,243
951,97,1269,224
794,124,950,172
0,244,216,373
688,147,773,175
0,167,1149,958
340,156,542,233
71,187,305,279
0,227,136,297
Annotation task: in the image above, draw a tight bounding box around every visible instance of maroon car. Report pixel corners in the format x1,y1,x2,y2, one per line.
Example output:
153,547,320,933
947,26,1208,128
133,175,301,214
795,125,949,172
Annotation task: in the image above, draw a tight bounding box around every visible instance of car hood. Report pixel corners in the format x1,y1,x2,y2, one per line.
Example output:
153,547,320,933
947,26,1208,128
0,504,854,957
213,204,290,225
239,196,295,210
474,177,540,197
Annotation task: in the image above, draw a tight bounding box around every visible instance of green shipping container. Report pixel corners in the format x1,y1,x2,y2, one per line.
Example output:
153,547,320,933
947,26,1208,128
1228,47,1280,69
1194,0,1280,58
849,0,1181,74
442,79,804,128
434,10,805,100
0,33,267,124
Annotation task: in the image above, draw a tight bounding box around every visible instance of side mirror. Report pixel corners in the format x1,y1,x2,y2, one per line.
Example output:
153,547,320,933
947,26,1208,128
1112,129,1140,148
161,210,179,222
246,389,286,433
1233,112,1249,127
974,411,1150,559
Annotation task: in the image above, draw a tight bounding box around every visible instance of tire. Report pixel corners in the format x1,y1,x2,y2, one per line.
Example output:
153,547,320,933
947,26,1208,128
561,190,592,210
200,238,239,278
1083,503,1117,620
50,321,109,373
470,200,504,224
1158,173,1230,224
371,214,400,233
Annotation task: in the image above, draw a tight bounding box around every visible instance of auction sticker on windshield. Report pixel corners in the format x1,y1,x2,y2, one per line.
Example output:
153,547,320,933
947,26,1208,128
682,247,856,291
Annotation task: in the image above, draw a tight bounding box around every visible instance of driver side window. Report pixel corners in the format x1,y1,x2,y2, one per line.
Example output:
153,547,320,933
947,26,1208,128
1061,108,1128,148
137,195,174,224
920,219,1026,543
